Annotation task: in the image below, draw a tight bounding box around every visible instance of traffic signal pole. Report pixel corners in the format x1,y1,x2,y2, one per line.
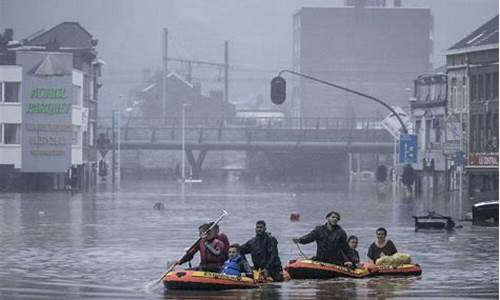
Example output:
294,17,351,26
274,69,409,134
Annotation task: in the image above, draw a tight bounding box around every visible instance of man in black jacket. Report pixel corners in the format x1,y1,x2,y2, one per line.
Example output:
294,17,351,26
292,210,355,266
240,220,284,281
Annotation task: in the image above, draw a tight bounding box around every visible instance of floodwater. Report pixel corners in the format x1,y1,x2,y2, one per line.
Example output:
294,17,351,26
0,179,497,299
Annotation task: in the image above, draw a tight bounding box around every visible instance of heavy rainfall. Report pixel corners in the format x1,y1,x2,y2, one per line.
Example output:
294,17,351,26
0,0,498,299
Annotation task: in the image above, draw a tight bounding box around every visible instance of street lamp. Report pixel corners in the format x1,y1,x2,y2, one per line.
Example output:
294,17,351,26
181,103,190,182
270,70,409,134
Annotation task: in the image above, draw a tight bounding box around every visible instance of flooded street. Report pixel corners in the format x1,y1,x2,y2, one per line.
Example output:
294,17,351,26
0,179,498,299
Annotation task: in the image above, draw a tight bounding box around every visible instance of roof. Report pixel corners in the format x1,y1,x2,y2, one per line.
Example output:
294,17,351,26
447,15,498,54
23,22,95,49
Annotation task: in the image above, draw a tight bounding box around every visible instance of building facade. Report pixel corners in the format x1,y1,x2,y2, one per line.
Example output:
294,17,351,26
291,2,432,119
445,15,498,202
410,72,448,195
0,23,103,191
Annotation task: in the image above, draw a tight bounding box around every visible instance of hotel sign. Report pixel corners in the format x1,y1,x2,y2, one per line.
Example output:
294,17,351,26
469,154,499,166
18,52,73,173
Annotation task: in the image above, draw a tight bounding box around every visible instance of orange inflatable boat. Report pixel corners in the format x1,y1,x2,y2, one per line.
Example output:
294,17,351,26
285,259,374,279
364,263,422,276
163,269,290,290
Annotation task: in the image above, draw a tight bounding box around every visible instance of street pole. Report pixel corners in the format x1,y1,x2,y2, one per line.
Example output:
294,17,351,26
458,110,463,217
162,28,168,123
111,110,116,187
224,40,229,125
181,104,189,182
276,69,409,134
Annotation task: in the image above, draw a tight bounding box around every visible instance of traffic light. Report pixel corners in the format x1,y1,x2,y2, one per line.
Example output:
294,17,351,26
270,76,286,105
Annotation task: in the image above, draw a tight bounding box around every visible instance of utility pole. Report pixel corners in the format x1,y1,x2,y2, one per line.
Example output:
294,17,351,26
162,28,168,122
224,40,229,123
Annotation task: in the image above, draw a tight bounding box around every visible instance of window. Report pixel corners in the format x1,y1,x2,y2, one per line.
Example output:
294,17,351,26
494,72,498,99
425,119,431,148
478,74,484,100
72,126,80,145
450,78,457,111
485,73,491,100
72,84,82,106
3,82,20,103
415,120,421,133
433,119,442,143
478,115,485,152
4,124,20,144
462,77,467,110
470,75,477,101
89,123,95,146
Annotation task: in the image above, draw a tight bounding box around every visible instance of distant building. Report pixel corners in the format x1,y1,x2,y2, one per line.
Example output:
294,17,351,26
0,22,103,190
410,71,447,195
291,2,432,119
131,71,234,124
445,15,498,201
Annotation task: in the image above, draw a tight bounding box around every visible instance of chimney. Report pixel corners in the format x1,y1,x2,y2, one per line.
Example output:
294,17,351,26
4,29,13,42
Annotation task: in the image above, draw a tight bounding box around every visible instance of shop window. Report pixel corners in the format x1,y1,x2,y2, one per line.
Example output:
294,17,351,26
4,124,20,144
3,82,20,103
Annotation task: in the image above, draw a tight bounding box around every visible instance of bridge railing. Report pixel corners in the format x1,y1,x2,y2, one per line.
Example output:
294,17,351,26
97,120,392,144
97,116,384,130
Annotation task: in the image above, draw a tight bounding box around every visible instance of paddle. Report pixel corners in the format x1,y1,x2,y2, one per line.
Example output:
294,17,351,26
146,210,229,289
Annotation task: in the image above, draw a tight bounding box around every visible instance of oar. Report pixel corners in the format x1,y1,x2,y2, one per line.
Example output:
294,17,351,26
146,210,229,289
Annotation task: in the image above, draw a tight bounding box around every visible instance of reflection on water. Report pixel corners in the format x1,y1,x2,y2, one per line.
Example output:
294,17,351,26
0,179,497,299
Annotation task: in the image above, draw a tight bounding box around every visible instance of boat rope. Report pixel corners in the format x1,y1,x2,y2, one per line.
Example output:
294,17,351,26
295,243,307,259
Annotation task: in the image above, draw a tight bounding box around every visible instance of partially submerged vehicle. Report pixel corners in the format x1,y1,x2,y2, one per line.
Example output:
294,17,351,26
472,201,499,226
412,211,455,231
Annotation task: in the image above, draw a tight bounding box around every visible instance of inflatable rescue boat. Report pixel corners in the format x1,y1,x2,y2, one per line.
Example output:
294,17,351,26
365,263,422,276
285,259,374,279
163,270,259,290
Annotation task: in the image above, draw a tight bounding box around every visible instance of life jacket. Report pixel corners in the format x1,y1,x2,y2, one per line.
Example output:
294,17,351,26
222,255,243,276
199,238,225,266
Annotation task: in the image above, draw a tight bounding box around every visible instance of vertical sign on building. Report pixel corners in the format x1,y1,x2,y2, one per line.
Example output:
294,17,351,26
18,52,73,172
399,134,418,164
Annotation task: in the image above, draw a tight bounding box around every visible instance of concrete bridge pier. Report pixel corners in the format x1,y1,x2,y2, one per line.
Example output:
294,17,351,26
185,149,208,179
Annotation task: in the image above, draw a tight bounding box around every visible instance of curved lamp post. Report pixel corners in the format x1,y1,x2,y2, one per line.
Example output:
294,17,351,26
270,69,408,134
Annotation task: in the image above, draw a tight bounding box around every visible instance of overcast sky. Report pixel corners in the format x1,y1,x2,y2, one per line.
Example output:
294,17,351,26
1,0,498,114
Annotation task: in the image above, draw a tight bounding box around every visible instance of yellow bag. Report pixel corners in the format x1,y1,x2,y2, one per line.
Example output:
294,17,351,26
376,252,411,267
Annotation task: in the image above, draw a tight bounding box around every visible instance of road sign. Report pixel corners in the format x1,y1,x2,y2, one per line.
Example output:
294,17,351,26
452,150,466,166
399,134,418,164
381,106,413,139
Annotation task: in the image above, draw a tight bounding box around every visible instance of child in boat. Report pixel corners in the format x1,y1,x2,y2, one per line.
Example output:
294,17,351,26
367,227,398,264
221,244,253,277
347,235,360,266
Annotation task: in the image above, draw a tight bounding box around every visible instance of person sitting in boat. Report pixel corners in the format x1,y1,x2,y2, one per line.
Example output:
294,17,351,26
367,227,398,264
292,210,356,267
240,220,284,282
347,235,360,266
209,222,230,259
221,244,253,277
175,223,226,272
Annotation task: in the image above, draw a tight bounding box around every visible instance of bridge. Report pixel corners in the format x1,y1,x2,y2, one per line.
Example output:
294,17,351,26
97,117,394,179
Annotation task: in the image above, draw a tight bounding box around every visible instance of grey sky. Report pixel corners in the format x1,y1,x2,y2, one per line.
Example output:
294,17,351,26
1,0,498,114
